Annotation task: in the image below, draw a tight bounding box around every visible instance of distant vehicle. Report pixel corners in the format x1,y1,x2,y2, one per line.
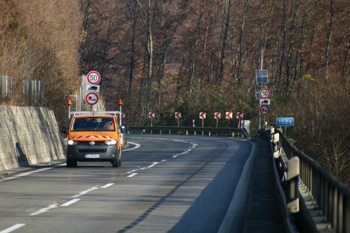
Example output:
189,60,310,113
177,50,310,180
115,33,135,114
65,112,123,167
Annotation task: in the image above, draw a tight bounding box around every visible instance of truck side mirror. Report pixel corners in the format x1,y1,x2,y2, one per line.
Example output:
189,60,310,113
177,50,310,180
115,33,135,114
121,126,126,133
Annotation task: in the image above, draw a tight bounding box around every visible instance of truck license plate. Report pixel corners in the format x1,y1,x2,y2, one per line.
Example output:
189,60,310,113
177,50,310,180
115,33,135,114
85,154,100,158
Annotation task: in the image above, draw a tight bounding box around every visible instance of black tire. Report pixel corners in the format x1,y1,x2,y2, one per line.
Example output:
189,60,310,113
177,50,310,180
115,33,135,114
112,149,122,167
67,159,77,167
112,158,119,167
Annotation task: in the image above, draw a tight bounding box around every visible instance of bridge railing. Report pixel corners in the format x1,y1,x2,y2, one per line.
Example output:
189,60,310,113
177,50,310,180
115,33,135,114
125,126,250,138
261,125,350,233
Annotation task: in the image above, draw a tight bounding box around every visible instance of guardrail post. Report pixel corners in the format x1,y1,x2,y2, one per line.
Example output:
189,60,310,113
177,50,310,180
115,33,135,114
286,157,300,213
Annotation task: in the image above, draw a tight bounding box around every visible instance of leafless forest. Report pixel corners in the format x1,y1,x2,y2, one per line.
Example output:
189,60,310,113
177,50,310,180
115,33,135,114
0,0,349,185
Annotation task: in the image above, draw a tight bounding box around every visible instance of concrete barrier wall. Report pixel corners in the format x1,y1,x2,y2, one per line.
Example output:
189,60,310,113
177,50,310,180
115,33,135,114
0,106,64,171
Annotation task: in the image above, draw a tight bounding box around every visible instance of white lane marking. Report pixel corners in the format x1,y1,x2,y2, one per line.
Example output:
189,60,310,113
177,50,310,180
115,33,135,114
72,186,98,198
146,162,159,169
126,169,138,174
101,183,114,189
61,198,81,207
123,142,141,152
0,167,53,182
30,203,58,216
0,223,26,233
127,173,138,178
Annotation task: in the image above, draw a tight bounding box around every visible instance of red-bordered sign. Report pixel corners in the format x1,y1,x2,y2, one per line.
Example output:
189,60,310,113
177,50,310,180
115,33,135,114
260,105,269,116
86,93,99,105
259,88,271,99
175,112,181,119
149,112,155,119
214,112,221,119
87,71,101,85
199,112,206,119
236,112,244,120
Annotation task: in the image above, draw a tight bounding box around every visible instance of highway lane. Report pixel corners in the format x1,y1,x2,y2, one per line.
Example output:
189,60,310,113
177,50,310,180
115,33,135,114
0,135,256,233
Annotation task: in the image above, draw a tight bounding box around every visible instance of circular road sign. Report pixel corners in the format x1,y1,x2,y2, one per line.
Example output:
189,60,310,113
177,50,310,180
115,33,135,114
86,92,99,105
260,105,269,116
259,88,271,99
87,71,101,85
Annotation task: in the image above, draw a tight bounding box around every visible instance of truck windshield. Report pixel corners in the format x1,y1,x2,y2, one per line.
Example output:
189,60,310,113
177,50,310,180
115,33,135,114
70,117,115,132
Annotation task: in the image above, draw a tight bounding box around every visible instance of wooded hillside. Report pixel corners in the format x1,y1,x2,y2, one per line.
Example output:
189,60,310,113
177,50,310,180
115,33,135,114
0,0,349,185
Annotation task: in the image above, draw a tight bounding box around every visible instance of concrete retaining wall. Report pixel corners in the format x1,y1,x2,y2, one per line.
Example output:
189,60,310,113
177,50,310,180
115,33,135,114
0,106,64,171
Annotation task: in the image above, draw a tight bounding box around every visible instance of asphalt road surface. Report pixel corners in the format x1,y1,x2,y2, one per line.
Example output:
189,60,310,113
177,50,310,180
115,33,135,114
0,135,256,233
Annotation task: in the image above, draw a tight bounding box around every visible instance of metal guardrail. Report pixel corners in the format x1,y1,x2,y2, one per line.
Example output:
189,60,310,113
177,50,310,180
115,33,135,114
261,126,350,233
125,126,250,138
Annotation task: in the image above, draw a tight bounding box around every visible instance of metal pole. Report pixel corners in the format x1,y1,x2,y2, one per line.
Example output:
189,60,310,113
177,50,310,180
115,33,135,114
119,105,122,126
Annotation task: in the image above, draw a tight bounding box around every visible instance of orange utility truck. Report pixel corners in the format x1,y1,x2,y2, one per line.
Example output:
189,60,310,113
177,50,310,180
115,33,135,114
66,111,123,167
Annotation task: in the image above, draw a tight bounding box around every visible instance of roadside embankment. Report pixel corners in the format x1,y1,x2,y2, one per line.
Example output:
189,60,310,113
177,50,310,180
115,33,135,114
0,106,64,172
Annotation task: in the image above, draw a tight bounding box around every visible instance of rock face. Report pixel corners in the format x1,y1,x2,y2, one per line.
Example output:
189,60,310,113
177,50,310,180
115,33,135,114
0,106,64,171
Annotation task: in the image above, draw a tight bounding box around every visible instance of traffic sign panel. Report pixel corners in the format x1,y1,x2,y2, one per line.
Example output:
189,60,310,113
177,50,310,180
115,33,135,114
199,112,206,119
149,112,155,119
255,69,268,83
121,113,125,119
86,85,100,93
214,112,221,119
87,71,101,85
260,105,269,116
175,112,181,119
225,112,233,119
236,112,244,120
276,117,294,126
85,92,98,105
259,88,271,99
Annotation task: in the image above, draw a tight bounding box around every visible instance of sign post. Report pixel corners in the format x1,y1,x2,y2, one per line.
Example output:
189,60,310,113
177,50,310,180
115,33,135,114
277,117,294,137
199,112,206,135
214,112,221,127
149,112,155,127
255,66,269,130
175,112,181,127
86,71,101,110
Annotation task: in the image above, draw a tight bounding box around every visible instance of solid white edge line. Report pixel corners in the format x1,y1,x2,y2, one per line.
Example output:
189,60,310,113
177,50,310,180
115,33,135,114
123,142,141,152
61,198,81,207
0,167,53,182
0,223,26,233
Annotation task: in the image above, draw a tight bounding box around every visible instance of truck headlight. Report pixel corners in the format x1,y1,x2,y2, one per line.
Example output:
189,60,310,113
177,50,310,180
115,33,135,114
105,140,117,145
68,140,77,145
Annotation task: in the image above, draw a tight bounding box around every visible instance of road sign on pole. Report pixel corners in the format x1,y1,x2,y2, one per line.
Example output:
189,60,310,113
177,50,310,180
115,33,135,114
255,69,269,83
260,105,269,116
199,112,206,119
214,112,221,119
236,112,244,120
259,88,271,99
175,112,181,119
276,117,294,126
225,112,233,119
85,93,99,105
149,112,155,119
87,71,101,85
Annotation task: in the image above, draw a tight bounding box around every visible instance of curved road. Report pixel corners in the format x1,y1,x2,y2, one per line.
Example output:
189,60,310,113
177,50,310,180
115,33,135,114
0,135,256,233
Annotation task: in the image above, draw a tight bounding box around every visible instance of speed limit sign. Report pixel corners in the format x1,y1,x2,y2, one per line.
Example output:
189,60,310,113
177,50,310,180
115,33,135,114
259,88,271,99
87,71,101,85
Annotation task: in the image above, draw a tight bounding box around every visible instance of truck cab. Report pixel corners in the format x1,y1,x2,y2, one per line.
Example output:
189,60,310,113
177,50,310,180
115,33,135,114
66,111,123,167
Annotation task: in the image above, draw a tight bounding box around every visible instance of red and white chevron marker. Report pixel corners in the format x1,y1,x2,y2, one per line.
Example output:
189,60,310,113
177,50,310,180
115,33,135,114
214,112,221,119
199,112,206,119
149,112,155,119
225,112,233,119
175,112,181,119
236,112,244,120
